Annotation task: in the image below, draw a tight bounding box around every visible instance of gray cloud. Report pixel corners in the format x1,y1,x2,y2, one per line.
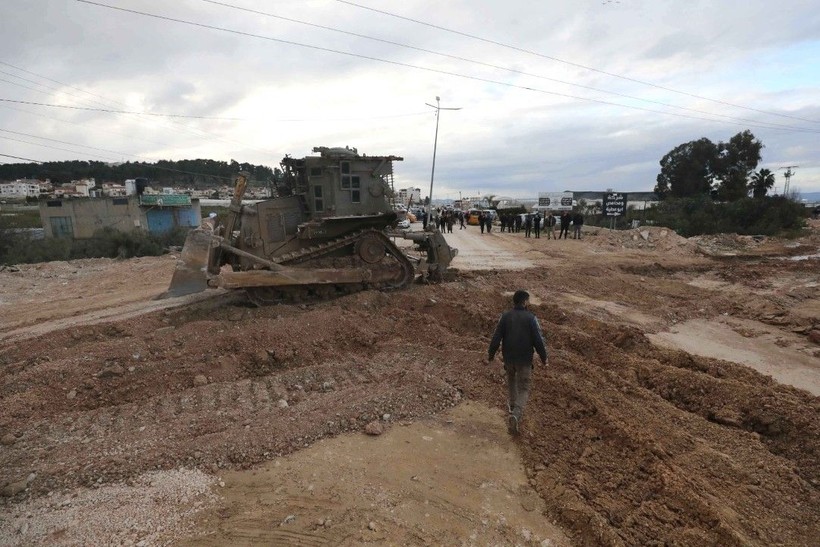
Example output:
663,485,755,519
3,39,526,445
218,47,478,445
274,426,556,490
1,0,818,194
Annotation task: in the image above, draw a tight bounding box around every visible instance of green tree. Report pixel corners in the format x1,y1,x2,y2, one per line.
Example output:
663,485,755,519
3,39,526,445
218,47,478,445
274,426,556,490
655,138,719,199
749,168,775,198
714,130,763,201
655,130,764,202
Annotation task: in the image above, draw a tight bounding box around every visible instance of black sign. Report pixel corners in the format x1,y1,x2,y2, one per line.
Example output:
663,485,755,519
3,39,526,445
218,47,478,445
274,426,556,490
603,193,628,216
538,197,551,206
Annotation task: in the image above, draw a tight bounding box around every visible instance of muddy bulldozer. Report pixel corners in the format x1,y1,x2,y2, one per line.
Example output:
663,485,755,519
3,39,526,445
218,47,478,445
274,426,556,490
165,147,457,305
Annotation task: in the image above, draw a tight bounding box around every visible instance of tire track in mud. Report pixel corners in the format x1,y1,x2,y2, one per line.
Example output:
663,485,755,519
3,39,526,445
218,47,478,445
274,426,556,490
0,354,460,496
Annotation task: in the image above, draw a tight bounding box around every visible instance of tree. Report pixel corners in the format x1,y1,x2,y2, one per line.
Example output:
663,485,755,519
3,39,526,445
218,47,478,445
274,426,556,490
655,130,764,201
655,138,719,199
749,168,775,198
714,130,763,201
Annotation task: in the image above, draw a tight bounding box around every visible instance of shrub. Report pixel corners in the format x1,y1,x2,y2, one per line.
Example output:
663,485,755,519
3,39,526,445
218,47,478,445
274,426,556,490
0,227,193,265
652,196,807,237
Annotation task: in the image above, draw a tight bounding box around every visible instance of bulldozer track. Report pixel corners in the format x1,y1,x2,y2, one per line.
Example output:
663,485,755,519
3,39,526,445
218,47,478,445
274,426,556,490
0,355,458,495
246,229,415,305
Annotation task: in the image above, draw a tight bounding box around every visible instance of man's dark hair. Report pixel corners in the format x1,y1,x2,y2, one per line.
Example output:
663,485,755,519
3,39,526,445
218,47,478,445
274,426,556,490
513,290,529,305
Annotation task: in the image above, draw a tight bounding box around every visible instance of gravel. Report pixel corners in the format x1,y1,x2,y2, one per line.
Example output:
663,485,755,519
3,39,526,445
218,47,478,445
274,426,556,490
0,468,216,546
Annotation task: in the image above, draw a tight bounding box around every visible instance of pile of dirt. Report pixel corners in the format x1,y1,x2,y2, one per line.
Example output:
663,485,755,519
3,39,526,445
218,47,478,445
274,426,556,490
691,232,820,258
1,266,818,545
586,226,698,254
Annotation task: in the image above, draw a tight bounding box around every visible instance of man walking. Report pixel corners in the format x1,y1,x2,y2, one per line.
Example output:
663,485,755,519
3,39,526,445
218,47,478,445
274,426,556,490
533,212,541,238
488,290,548,435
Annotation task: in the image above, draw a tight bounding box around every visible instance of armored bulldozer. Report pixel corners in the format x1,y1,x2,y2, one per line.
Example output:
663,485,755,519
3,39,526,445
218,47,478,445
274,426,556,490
165,147,457,305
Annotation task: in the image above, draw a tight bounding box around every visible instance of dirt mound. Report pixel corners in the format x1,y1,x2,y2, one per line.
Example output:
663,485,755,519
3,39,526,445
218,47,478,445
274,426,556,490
691,230,820,258
586,226,698,254
1,267,818,545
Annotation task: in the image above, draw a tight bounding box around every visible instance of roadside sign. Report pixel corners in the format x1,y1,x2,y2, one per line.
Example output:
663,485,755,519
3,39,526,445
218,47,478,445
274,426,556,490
538,192,573,210
603,193,628,216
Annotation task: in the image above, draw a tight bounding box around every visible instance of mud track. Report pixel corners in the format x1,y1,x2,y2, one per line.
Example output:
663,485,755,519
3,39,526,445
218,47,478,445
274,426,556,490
1,223,819,545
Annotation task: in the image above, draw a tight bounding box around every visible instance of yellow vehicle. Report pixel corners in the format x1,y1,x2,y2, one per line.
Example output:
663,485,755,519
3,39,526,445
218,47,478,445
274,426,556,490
467,209,495,226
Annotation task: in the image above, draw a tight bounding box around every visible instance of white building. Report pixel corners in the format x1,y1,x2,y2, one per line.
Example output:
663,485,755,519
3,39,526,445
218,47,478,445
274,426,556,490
397,187,421,206
100,182,126,197
0,179,40,198
72,178,95,197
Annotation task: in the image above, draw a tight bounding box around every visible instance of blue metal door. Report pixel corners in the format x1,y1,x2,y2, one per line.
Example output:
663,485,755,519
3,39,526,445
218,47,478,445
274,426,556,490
146,209,174,233
175,207,199,227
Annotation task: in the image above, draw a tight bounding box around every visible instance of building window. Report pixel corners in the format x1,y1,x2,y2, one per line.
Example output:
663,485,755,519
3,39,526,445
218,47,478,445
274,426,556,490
310,167,323,177
50,216,73,238
112,198,128,206
46,200,62,207
313,185,324,211
341,162,351,189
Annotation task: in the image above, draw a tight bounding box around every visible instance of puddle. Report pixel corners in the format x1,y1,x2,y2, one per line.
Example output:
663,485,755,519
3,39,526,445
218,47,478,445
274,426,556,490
647,318,820,396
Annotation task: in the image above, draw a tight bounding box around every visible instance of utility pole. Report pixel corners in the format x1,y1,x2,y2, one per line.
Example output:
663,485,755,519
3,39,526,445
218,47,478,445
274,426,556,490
779,165,798,196
425,96,461,230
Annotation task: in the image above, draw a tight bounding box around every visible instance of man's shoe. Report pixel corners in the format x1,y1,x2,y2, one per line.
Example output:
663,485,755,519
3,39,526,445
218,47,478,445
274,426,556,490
508,414,519,435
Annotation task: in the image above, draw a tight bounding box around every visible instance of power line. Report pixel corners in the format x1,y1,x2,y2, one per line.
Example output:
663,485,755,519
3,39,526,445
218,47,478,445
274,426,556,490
0,153,43,163
199,0,817,133
0,134,120,161
0,98,244,120
0,101,181,150
73,0,820,134
0,61,277,156
336,0,820,126
0,128,147,159
0,75,429,122
0,128,244,181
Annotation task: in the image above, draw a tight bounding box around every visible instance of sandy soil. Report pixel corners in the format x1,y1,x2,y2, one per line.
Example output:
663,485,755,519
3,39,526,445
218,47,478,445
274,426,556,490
1,220,818,545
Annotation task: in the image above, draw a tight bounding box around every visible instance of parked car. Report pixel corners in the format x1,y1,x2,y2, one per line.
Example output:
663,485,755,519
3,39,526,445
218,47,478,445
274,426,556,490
397,218,411,229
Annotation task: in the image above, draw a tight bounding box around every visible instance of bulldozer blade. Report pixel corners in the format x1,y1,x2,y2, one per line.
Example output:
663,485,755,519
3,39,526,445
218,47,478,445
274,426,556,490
162,229,214,298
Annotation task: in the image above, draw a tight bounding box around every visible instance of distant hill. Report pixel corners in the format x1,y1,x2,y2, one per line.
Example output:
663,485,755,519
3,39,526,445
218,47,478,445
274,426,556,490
0,159,278,187
797,191,820,202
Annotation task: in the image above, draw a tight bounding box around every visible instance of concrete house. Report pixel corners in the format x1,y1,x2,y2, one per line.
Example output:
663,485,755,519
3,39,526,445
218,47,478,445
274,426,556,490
39,195,202,238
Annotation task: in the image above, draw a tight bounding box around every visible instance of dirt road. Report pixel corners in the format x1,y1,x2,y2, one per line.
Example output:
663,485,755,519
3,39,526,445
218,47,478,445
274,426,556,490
1,221,818,545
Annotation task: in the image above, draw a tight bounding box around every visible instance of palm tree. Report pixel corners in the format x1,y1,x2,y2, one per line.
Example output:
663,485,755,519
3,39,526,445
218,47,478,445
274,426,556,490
749,168,775,198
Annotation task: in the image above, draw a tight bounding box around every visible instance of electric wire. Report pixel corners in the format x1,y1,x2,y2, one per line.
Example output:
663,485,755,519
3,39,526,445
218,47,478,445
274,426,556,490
0,153,43,163
0,98,242,120
199,0,815,132
0,102,182,150
0,61,278,157
73,0,820,135
0,135,121,162
0,128,152,160
0,128,241,181
336,0,820,125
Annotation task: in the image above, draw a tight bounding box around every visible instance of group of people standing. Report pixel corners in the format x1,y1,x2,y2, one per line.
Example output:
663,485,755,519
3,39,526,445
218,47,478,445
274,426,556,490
422,208,585,240
422,209,466,233
497,211,584,239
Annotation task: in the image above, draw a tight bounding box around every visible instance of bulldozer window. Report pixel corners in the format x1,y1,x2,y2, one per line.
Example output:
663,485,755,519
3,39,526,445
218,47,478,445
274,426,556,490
313,185,324,211
352,190,361,203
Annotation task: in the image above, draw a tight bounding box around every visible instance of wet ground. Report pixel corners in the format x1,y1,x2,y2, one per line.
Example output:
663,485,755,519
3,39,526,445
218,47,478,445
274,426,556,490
1,221,818,545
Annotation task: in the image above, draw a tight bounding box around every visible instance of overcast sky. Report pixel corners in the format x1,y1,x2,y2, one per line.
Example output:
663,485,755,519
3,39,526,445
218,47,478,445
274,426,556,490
1,0,819,199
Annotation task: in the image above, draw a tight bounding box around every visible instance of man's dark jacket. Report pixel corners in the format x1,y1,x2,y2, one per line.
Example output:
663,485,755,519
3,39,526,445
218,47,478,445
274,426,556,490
488,305,548,365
